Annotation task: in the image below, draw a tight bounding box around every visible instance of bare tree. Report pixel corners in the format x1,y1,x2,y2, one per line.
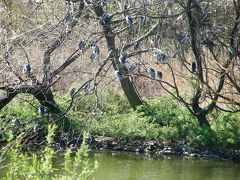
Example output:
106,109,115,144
135,0,240,126
0,0,239,129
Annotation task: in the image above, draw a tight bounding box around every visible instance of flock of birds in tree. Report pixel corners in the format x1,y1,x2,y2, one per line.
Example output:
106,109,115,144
4,0,237,80
61,0,196,82
13,0,238,81
5,0,240,124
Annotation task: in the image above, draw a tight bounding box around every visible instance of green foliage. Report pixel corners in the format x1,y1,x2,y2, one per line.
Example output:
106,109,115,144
89,96,196,141
59,132,98,180
212,113,240,148
137,97,183,126
186,126,217,148
0,99,37,142
3,127,97,179
67,90,131,131
88,94,240,149
91,113,160,140
100,90,131,114
0,99,38,123
4,125,57,179
1,91,240,152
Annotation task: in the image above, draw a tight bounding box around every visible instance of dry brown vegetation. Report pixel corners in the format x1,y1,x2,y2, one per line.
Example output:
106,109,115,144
0,0,239,127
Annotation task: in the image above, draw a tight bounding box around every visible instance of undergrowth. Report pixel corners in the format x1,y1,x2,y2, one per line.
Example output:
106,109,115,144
1,125,97,179
1,91,240,150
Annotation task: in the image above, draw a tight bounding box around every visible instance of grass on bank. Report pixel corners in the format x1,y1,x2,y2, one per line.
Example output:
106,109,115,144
1,125,97,180
0,91,240,150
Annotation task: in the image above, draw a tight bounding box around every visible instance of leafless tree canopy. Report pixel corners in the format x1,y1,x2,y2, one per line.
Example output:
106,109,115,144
0,0,239,126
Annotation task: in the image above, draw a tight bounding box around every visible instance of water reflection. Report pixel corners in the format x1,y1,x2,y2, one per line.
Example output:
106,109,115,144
1,150,239,180
90,151,240,180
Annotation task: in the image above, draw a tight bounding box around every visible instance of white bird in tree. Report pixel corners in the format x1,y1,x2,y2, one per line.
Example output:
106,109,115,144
23,64,31,75
115,70,123,80
38,106,45,117
179,34,190,44
154,50,166,63
119,52,128,64
125,15,133,27
155,70,162,80
78,38,86,50
147,68,155,79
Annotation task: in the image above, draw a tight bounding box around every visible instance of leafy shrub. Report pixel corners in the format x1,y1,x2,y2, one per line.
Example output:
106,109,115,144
90,113,160,140
0,98,38,124
137,97,180,126
3,126,97,180
100,90,131,114
2,91,240,151
186,125,217,148
212,112,240,148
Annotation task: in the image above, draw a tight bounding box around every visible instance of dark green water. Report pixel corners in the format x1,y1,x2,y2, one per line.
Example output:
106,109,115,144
1,151,240,179
90,151,240,180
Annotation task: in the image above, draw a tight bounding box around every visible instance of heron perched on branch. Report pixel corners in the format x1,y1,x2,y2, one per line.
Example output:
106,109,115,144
90,43,100,61
23,64,31,75
64,11,73,24
147,68,155,79
12,117,21,127
33,123,40,133
102,12,110,25
125,15,133,27
119,52,127,64
115,70,123,80
70,87,75,97
179,34,190,44
4,44,13,60
78,38,86,50
92,43,100,54
155,70,162,80
228,46,238,57
151,36,158,47
38,106,45,117
134,41,140,50
154,50,166,63
140,15,149,27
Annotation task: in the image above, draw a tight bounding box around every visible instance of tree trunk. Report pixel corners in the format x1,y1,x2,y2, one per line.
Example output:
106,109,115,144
120,77,143,110
0,85,60,114
192,101,210,126
33,86,59,114
93,4,143,110
196,112,210,127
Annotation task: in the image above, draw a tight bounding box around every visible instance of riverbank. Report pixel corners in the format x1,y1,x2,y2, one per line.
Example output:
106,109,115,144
2,133,239,162
53,134,240,162
85,136,240,162
1,93,240,162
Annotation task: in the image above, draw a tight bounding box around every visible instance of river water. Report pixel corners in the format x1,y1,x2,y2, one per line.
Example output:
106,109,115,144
90,151,240,180
1,150,240,179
